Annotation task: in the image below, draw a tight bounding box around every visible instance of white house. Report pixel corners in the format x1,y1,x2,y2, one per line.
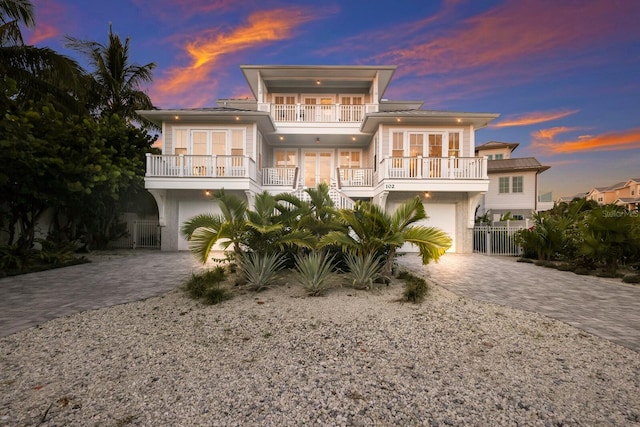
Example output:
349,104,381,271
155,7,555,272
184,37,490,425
138,65,500,253
474,141,551,221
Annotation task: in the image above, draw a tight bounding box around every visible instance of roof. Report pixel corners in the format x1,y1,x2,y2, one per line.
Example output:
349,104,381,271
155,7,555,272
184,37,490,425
475,141,520,152
240,65,397,101
135,107,276,133
487,157,550,173
361,110,500,132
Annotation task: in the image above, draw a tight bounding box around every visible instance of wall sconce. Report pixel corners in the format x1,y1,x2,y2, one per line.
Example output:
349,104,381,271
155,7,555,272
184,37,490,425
315,137,320,144
204,190,211,196
424,191,431,198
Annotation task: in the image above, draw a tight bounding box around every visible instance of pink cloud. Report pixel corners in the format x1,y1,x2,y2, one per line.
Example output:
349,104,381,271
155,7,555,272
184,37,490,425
25,0,68,45
131,0,239,23
491,110,579,128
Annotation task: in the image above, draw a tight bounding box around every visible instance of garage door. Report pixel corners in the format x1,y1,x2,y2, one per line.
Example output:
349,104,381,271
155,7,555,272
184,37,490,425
178,200,222,251
393,203,456,253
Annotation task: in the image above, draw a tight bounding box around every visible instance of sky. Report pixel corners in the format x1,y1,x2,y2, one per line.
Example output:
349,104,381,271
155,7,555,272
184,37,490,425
27,0,640,199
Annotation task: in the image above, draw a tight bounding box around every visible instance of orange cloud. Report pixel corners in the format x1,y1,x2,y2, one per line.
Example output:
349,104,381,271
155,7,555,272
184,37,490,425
532,127,640,154
491,110,579,128
152,7,321,107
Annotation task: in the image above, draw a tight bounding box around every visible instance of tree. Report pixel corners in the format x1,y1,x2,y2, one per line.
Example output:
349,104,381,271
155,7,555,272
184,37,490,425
320,196,452,276
65,24,157,127
0,0,86,114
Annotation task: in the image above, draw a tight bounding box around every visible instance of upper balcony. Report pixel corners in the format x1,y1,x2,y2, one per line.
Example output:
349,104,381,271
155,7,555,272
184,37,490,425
258,103,378,123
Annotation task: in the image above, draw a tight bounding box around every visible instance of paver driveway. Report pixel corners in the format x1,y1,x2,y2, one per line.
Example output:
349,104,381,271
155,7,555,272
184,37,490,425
1,251,639,353
398,254,640,352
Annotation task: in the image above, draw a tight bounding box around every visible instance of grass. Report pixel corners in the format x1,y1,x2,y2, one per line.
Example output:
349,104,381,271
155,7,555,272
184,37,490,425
185,266,232,305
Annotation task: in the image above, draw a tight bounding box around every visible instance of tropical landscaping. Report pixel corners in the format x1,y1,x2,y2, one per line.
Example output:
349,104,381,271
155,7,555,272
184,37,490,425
0,2,158,275
181,184,451,303
516,198,640,282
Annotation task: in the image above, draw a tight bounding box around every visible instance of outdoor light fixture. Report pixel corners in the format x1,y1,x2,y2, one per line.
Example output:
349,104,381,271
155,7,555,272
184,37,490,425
316,79,321,85
424,191,431,198
315,137,320,144
205,190,211,196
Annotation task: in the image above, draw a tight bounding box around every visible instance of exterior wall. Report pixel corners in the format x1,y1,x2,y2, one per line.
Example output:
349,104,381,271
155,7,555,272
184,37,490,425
379,125,473,157
476,147,511,159
482,170,538,216
162,122,254,157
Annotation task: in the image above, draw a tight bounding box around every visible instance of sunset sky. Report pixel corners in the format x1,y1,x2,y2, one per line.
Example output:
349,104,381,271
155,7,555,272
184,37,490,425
27,0,639,198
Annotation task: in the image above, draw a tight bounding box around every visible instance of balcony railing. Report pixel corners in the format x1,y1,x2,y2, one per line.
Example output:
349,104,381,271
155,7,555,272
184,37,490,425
381,157,487,180
146,154,255,178
265,103,378,123
262,167,298,187
337,168,374,187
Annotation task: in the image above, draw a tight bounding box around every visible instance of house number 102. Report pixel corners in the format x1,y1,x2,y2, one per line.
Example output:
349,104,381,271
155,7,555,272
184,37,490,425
385,184,395,189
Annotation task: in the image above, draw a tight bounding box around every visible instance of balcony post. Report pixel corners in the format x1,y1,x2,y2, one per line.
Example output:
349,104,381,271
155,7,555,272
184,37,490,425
482,156,488,179
212,155,217,177
145,153,151,176
178,154,184,177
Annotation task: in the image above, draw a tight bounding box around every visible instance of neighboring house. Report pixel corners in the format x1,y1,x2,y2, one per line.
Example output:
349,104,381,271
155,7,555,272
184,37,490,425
584,179,640,211
138,65,500,253
474,141,551,221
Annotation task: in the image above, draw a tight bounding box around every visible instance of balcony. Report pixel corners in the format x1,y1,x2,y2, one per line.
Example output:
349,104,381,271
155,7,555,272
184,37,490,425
380,157,487,180
146,154,256,179
261,103,378,123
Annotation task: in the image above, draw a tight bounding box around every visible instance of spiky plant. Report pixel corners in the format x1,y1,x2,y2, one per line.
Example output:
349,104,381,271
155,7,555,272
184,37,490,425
344,252,384,290
293,253,336,296
238,252,285,291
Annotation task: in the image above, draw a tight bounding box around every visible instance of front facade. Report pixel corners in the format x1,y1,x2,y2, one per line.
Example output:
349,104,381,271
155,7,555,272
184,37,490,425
475,141,551,221
139,65,499,252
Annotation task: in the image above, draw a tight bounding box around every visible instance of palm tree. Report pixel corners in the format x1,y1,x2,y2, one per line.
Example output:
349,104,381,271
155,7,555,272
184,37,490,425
0,0,86,113
65,24,157,127
321,196,452,276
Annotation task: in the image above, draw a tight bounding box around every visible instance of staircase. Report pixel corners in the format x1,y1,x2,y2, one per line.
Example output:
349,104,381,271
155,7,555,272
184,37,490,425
290,185,355,210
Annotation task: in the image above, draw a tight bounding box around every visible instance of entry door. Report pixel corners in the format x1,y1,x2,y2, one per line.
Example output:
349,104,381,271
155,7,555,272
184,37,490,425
304,151,332,187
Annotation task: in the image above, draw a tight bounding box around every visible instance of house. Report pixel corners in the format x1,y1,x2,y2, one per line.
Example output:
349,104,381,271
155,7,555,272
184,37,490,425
138,65,500,253
474,141,551,221
585,179,640,211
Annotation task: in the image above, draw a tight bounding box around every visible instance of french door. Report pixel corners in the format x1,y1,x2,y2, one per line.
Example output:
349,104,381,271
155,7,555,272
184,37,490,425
303,150,332,187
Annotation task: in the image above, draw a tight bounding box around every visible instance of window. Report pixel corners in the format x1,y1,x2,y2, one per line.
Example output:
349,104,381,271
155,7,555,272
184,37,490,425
512,176,523,193
339,150,361,168
499,177,509,193
275,150,296,167
494,153,504,160
392,132,404,168
174,129,187,155
448,133,460,157
486,154,493,160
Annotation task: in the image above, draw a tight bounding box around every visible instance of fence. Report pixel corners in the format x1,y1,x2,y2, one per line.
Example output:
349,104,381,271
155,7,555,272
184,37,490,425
111,220,160,249
473,224,525,256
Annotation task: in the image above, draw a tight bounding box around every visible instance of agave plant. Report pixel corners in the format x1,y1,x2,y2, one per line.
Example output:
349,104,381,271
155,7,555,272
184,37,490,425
237,252,285,291
293,252,336,296
343,252,384,290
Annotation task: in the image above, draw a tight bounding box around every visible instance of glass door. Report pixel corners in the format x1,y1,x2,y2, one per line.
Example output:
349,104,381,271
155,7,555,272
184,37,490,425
304,151,332,188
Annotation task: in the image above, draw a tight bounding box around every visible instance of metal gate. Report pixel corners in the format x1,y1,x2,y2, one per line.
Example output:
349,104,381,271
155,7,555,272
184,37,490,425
111,220,160,249
473,224,524,256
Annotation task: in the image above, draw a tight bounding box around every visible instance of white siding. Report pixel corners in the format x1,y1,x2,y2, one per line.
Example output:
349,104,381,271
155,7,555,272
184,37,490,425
484,171,537,211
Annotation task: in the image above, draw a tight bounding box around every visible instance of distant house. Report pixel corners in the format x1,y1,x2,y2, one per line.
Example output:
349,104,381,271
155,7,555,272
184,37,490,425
137,64,502,253
585,179,640,211
474,141,551,221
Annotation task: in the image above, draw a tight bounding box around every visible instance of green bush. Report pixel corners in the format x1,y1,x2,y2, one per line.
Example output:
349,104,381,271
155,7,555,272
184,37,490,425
293,252,336,296
402,272,430,303
238,252,285,291
622,274,640,284
185,266,231,304
343,252,384,290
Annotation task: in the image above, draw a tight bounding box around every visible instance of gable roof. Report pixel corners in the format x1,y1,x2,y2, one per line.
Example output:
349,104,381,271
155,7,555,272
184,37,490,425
487,157,550,173
475,141,519,152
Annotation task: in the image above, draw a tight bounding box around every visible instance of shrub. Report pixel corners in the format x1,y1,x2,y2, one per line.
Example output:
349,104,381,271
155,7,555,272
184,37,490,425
556,263,575,272
622,274,640,284
293,252,336,296
238,252,285,291
574,267,591,276
185,266,230,304
343,252,384,290
402,272,430,303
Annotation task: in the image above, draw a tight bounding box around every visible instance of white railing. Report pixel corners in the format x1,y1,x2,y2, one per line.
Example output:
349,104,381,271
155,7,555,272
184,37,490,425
290,186,355,210
382,157,487,180
270,103,375,123
146,154,255,179
262,167,298,187
473,224,525,256
337,168,374,187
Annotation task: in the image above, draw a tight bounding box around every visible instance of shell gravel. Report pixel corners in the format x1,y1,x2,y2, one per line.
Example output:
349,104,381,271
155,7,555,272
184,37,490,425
1,281,639,426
